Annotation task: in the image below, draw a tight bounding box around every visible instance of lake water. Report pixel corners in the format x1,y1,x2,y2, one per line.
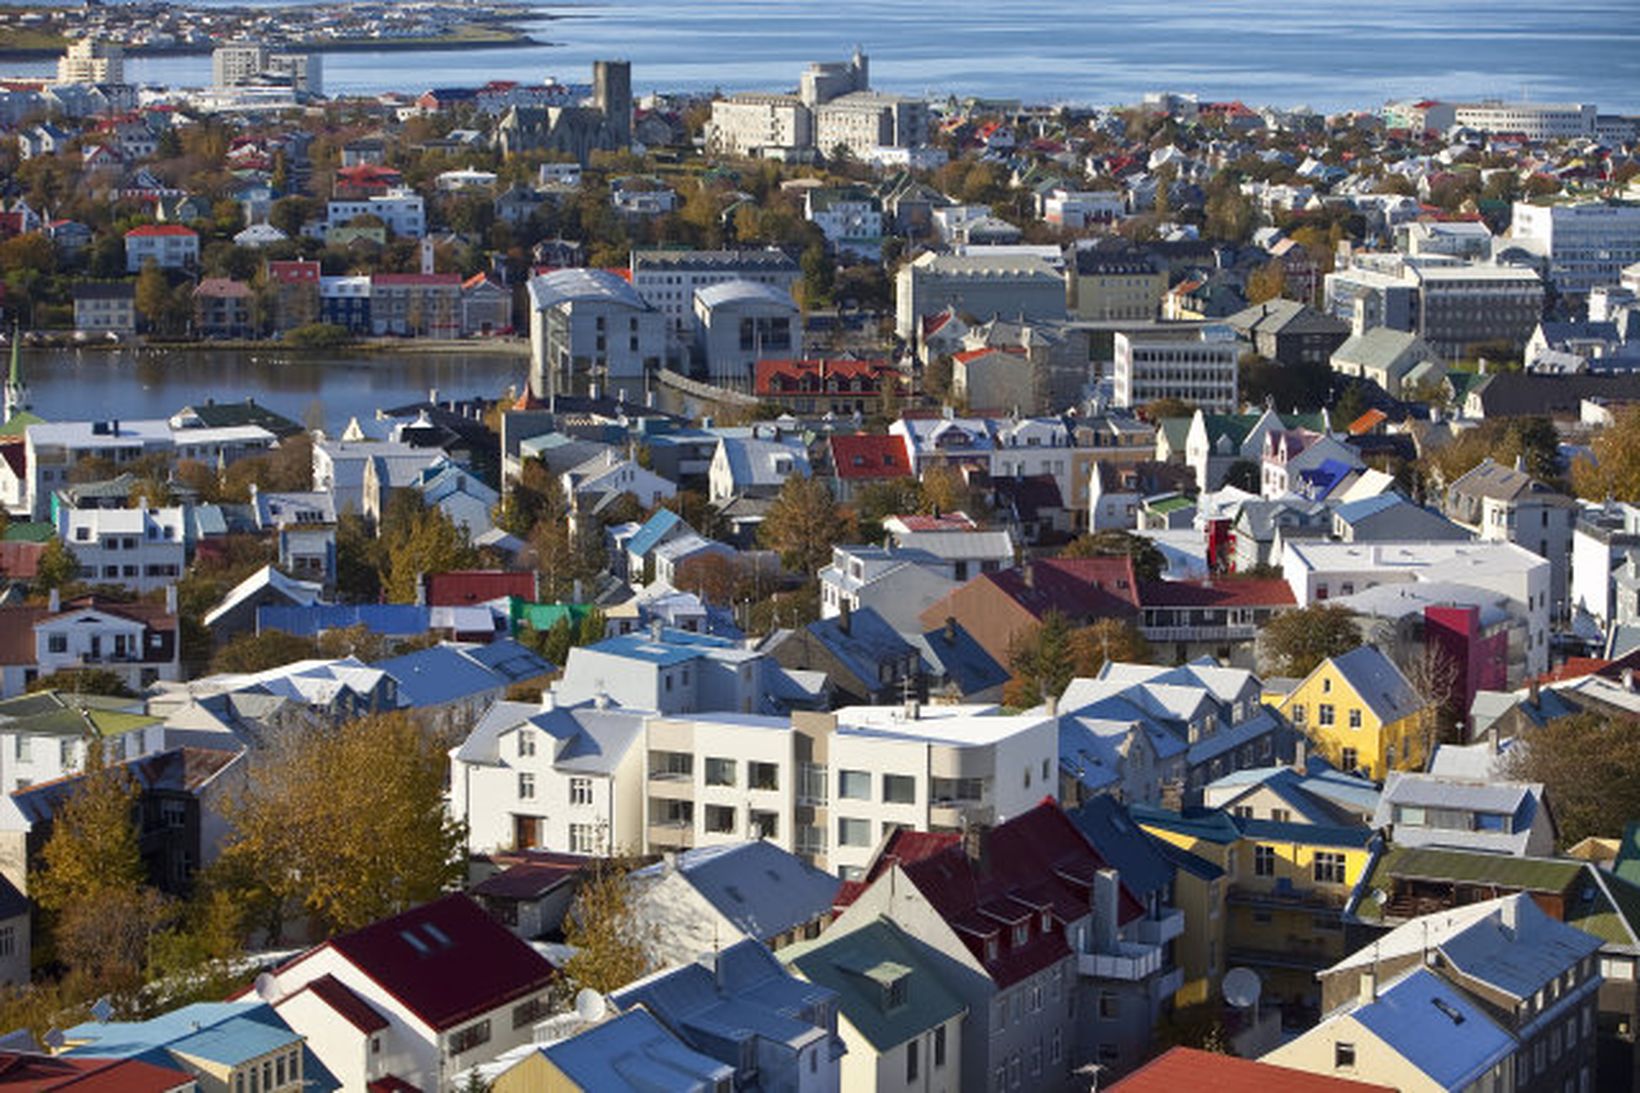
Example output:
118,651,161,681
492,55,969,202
5,0,1638,112
17,347,528,436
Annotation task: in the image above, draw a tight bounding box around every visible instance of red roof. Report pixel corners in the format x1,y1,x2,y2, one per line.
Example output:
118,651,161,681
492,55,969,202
124,224,196,238
372,273,461,287
471,856,589,900
839,802,1144,988
754,357,892,396
1108,1048,1397,1092
366,1078,421,1093
284,973,390,1034
953,346,1026,364
0,1053,195,1091
1138,577,1296,609
889,512,979,532
829,433,912,481
1347,408,1388,435
273,894,555,1032
423,570,538,607
0,541,43,581
986,557,1143,622
268,260,320,284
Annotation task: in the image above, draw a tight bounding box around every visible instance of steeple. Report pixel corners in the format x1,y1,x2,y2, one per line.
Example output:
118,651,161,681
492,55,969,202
3,324,26,425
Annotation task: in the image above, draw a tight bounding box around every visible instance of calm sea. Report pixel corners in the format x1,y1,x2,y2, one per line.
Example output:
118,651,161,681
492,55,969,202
4,0,1638,112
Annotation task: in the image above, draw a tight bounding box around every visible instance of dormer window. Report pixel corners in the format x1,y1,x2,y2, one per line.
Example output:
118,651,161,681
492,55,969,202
985,935,999,962
1040,910,1052,932
884,974,908,1010
1013,921,1030,947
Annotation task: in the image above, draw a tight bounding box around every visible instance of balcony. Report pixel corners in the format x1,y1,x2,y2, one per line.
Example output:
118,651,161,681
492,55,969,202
1150,965,1185,1003
1132,907,1185,946
1078,940,1164,981
646,821,694,850
1228,881,1347,913
1140,624,1257,644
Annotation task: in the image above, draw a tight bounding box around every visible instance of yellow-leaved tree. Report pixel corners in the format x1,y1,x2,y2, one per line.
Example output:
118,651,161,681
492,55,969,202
216,712,466,940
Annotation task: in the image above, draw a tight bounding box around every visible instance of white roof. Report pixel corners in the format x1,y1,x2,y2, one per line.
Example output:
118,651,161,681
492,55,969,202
832,704,1052,746
1284,539,1547,575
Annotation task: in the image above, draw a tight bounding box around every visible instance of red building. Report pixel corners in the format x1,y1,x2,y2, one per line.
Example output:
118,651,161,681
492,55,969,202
754,358,901,414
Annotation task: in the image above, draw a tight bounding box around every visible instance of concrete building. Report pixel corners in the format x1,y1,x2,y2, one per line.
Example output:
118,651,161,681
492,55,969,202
526,268,666,399
1509,201,1640,296
704,50,925,161
56,38,123,85
327,188,425,238
1452,100,1597,140
1325,253,1545,360
59,502,186,594
704,93,813,158
493,60,631,164
629,248,801,351
1445,458,1577,617
1571,502,1640,629
692,279,800,387
1112,326,1239,412
71,282,136,337
124,224,198,272
1068,252,1166,322
895,251,1068,341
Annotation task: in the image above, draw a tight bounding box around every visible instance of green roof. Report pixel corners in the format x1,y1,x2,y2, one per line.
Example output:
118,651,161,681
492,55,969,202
781,918,966,1052
1354,845,1586,924
509,598,593,633
0,691,153,738
1612,819,1640,890
3,522,55,543
0,411,43,438
1147,494,1195,514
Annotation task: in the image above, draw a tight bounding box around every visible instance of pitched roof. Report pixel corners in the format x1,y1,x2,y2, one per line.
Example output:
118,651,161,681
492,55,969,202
829,433,912,480
276,894,556,1031
0,1053,196,1091
1324,646,1424,725
1108,1047,1396,1092
282,974,390,1034
540,1007,734,1091
423,570,537,607
632,840,839,942
1346,967,1516,1088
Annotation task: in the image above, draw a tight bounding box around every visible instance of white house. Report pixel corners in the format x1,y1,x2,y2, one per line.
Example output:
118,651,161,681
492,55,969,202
58,501,186,593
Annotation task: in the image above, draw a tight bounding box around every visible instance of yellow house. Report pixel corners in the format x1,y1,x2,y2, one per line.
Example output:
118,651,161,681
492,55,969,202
1273,646,1428,781
1137,803,1376,1017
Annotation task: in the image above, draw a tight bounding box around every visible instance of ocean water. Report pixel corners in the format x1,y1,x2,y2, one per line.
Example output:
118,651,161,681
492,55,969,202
5,0,1638,112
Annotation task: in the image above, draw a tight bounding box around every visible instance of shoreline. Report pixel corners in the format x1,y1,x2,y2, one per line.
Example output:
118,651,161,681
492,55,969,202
17,338,531,360
0,27,542,62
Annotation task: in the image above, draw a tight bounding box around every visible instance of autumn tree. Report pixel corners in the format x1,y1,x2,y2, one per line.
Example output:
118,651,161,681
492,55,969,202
919,462,987,521
216,712,466,939
379,494,481,603
1572,402,1640,501
560,859,654,994
26,668,134,697
33,538,81,595
210,629,320,675
134,259,173,333
496,457,563,536
1259,603,1361,677
1068,617,1153,678
1245,259,1287,304
1503,712,1640,847
1004,611,1077,706
759,475,854,576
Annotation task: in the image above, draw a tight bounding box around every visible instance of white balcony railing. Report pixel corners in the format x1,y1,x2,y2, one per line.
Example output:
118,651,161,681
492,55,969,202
1133,907,1185,946
1078,941,1163,981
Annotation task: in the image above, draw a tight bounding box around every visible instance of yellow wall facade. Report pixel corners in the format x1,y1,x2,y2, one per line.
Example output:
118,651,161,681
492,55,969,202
1275,662,1426,780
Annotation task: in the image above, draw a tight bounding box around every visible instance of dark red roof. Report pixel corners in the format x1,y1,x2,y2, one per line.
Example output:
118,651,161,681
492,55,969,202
471,857,588,900
366,1078,422,1093
0,440,26,478
290,973,390,1034
984,557,1142,622
0,542,42,580
0,1052,194,1091
423,570,538,607
755,357,892,396
839,802,1143,988
830,433,912,481
276,894,556,1032
1137,577,1296,609
124,224,196,238
267,260,320,284
372,274,462,287
1109,1048,1397,1092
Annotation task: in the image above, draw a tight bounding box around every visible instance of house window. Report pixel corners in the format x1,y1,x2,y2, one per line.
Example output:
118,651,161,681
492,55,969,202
1318,704,1335,726
1013,922,1029,947
570,777,593,806
883,774,915,804
1099,991,1120,1019
0,926,13,958
748,762,778,791
1254,845,1276,876
839,769,871,799
517,731,535,757
449,1019,491,1055
838,817,872,847
1335,1041,1355,1069
935,1024,947,1067
1341,747,1358,771
705,757,737,787
1348,709,1362,729
1314,851,1347,885
1291,704,1306,724
569,823,596,854
705,804,736,834
518,773,535,799
47,634,67,654
513,996,547,1029
906,1040,920,1082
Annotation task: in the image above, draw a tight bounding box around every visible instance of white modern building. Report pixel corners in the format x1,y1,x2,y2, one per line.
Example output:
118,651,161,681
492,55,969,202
56,38,123,85
326,188,425,239
59,502,186,594
693,279,800,388
1509,200,1640,295
1112,326,1239,412
526,268,666,398
629,248,802,349
1452,100,1596,141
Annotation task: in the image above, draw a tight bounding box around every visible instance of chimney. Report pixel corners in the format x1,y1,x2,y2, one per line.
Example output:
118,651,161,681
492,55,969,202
1293,736,1307,773
650,618,663,641
1360,966,1378,1005
838,598,851,635
904,698,920,720
1091,868,1120,954
1528,677,1541,707
963,822,991,872
1045,694,1058,717
540,689,556,712
1625,668,1636,693
1022,562,1035,589
429,387,439,405
944,616,957,642
48,587,59,613
165,583,177,615
1498,893,1519,933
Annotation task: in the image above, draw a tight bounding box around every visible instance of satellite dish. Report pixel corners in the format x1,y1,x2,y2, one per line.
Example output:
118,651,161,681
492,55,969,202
254,973,278,1002
1372,887,1389,908
574,988,607,1023
88,996,113,1024
1222,966,1262,1009
42,1028,65,1051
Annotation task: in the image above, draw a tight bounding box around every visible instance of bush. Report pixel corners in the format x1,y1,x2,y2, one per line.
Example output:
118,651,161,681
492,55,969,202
283,323,353,350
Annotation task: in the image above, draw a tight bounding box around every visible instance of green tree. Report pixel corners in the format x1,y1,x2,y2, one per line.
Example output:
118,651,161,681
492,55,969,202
210,630,320,675
1260,603,1360,677
1572,402,1640,501
561,860,654,994
1060,530,1166,581
26,668,135,697
800,243,833,310
33,538,81,595
216,712,466,939
1003,611,1077,707
759,475,853,576
1503,711,1640,847
379,495,480,604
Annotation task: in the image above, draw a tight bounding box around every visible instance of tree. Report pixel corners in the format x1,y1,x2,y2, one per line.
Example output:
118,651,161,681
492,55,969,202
33,538,81,595
1260,603,1360,677
759,475,853,576
380,497,480,604
1572,402,1640,501
134,260,172,332
800,243,833,310
26,668,134,697
216,712,466,938
1400,642,1462,759
1060,530,1165,581
1068,618,1153,678
560,860,654,994
919,462,986,520
1245,259,1287,304
1004,611,1076,706
1503,712,1640,847
210,630,320,675
496,457,562,536
1139,398,1196,422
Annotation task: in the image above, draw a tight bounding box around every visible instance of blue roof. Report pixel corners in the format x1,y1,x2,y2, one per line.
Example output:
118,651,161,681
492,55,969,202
377,640,550,707
633,841,839,942
462,638,555,682
167,1014,301,1066
1332,493,1404,523
582,630,735,665
803,607,914,688
916,623,1009,695
1297,458,1355,499
543,1007,734,1091
258,603,431,638
626,508,684,558
1065,796,1175,899
1349,967,1514,1088
65,1003,305,1068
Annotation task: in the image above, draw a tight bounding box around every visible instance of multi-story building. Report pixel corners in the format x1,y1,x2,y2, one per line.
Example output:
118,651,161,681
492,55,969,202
640,712,799,856
124,224,198,272
327,188,425,239
192,277,252,338
369,273,461,337
319,274,372,333
71,282,136,337
1068,252,1166,321
266,259,320,332
1571,502,1640,629
1112,326,1240,412
1325,253,1545,360
1446,458,1577,617
1225,298,1352,368
1452,99,1597,140
212,43,268,87
704,50,924,162
56,38,123,85
1272,646,1430,780
59,501,186,594
1509,200,1640,296
629,248,801,349
895,251,1068,341
756,358,900,416
705,93,813,158
804,187,883,260
692,279,800,387
525,268,666,399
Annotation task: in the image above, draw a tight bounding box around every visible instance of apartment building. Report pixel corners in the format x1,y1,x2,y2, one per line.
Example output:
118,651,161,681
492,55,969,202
58,501,185,594
1112,326,1240,412
1509,200,1640,296
526,268,667,399
629,248,801,348
124,224,198,272
895,251,1067,341
641,712,799,856
369,273,461,337
1453,100,1597,140
1446,458,1577,616
56,38,123,84
1325,253,1545,360
326,188,425,238
693,279,800,387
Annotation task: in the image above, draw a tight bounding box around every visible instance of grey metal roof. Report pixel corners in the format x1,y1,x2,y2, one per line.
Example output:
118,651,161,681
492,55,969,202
528,268,650,312
694,278,799,311
634,840,839,942
1327,645,1424,725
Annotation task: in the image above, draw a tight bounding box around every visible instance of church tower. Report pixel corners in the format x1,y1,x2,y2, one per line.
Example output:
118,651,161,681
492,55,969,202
3,326,26,425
